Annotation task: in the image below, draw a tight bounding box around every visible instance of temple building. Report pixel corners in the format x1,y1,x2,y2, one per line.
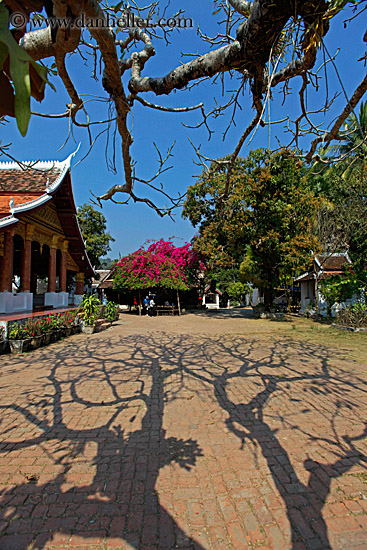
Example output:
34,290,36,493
0,152,94,314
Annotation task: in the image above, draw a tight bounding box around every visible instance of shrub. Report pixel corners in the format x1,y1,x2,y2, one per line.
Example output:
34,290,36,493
104,301,118,321
81,294,101,325
337,303,367,329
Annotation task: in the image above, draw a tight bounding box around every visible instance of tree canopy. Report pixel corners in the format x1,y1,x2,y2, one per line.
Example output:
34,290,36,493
331,100,367,177
308,103,367,271
77,203,115,268
183,149,322,306
0,1,366,216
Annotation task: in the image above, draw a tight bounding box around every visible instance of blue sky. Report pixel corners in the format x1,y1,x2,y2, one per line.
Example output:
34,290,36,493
1,2,366,258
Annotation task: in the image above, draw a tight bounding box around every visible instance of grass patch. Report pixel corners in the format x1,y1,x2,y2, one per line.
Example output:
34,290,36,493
273,316,367,366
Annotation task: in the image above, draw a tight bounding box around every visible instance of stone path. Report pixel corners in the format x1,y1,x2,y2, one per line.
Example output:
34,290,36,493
1,311,367,550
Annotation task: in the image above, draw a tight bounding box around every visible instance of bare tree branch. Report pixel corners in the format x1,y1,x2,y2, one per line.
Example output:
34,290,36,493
1,0,364,215
132,95,203,112
306,72,367,162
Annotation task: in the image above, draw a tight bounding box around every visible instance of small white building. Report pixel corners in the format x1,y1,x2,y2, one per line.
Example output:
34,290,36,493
202,286,222,309
295,253,354,316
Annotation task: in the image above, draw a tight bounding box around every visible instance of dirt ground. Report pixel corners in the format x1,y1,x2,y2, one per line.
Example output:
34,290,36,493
0,309,367,549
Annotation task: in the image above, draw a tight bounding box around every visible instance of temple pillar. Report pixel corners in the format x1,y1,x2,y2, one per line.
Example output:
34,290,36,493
60,240,68,293
47,236,58,293
0,228,14,292
75,272,84,296
20,224,34,292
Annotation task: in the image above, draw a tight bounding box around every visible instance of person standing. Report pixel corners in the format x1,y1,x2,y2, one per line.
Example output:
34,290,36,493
143,295,149,315
148,297,155,317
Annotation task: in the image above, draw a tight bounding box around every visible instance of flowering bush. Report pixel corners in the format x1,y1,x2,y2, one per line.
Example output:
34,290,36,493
8,322,31,340
9,318,48,339
60,312,78,328
33,316,53,334
48,314,62,330
113,239,204,292
7,311,80,341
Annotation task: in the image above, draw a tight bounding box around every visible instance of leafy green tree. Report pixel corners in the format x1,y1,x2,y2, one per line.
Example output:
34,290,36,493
99,257,118,269
332,101,367,177
308,159,367,272
183,149,321,308
204,265,251,306
77,204,115,268
320,264,367,317
226,281,251,305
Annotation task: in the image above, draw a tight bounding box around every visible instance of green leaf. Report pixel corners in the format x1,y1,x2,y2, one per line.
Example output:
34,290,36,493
113,1,124,13
11,56,31,135
0,4,30,134
0,4,50,135
0,40,7,69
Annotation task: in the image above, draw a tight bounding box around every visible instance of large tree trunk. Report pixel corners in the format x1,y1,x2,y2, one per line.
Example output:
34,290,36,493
176,289,181,316
263,288,274,310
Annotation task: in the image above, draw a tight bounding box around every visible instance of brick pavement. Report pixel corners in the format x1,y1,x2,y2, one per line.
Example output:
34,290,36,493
0,310,367,550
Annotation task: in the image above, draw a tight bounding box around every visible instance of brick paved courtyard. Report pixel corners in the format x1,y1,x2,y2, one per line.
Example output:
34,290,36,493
1,311,367,550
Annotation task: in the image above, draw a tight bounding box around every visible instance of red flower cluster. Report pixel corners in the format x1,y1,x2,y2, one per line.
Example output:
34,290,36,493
113,239,204,291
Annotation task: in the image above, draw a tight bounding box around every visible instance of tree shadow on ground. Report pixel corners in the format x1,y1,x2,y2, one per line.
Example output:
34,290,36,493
180,334,367,549
188,308,255,320
0,331,367,549
0,336,205,549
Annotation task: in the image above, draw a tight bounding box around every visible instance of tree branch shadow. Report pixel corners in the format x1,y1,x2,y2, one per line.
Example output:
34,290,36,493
0,336,205,550
181,334,367,549
1,332,367,549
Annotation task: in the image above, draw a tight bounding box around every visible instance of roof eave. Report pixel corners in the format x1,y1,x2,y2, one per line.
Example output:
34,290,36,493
0,215,19,229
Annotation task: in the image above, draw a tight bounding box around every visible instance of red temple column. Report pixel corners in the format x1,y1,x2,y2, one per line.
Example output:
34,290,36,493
48,237,58,293
20,224,34,292
0,228,15,292
75,272,84,295
60,240,68,293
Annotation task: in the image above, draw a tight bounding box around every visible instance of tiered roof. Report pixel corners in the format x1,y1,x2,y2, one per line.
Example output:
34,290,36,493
0,158,72,221
0,152,94,277
295,253,351,283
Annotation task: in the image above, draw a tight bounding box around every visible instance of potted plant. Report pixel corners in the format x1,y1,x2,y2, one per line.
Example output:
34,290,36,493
61,312,75,337
39,316,52,345
54,314,66,338
80,294,101,334
104,301,118,325
70,311,81,334
26,318,44,350
8,322,31,354
48,313,61,341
